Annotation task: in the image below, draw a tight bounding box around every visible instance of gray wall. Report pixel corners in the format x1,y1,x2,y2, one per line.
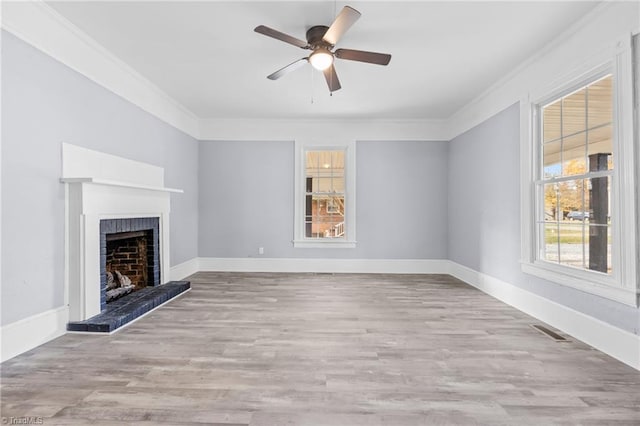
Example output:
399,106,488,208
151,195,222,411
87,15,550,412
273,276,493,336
448,103,640,335
1,32,199,325
198,140,449,260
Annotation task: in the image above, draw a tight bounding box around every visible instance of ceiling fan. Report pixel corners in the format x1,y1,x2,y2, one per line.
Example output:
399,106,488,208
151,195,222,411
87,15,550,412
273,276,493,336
254,6,391,93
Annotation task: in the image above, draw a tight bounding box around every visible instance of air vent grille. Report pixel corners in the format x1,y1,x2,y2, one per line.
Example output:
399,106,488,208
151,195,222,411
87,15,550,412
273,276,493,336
531,324,569,342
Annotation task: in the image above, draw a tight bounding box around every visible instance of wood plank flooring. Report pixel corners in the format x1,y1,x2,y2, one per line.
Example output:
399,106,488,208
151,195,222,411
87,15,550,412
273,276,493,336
2,272,639,425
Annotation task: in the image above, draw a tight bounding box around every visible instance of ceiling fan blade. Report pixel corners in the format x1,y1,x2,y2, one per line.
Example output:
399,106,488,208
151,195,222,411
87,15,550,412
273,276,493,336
267,58,308,80
254,25,309,49
323,64,342,92
322,6,361,46
335,48,391,65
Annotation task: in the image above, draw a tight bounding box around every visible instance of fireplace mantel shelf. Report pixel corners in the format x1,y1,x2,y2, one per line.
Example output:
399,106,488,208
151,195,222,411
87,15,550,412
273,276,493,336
60,177,183,193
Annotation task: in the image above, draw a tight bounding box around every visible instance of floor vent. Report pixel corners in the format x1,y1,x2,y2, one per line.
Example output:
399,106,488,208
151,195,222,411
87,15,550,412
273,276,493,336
531,324,569,342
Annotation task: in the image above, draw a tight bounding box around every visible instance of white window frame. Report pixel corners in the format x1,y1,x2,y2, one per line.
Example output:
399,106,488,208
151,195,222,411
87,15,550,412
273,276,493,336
520,36,639,307
293,139,356,248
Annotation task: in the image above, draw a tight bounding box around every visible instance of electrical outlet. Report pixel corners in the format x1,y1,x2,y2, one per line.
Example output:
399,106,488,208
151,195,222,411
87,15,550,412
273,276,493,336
258,247,264,255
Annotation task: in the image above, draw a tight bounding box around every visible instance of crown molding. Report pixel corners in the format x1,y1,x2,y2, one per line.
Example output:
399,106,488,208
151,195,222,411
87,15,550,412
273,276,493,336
445,1,637,140
1,0,200,139
198,117,448,141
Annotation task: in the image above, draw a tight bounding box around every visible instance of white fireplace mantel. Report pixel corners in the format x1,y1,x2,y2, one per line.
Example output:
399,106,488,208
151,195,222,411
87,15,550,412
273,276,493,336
61,144,181,321
60,177,183,194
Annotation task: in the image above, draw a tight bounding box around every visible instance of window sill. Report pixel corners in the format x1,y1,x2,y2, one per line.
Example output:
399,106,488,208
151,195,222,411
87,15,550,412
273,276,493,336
521,261,638,306
293,240,357,249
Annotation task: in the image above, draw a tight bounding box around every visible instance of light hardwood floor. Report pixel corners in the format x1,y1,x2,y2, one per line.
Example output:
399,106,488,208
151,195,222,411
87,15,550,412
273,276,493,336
2,272,639,425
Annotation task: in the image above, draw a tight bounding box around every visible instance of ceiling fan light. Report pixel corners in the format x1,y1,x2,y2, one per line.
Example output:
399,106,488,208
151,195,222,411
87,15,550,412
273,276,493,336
309,48,334,71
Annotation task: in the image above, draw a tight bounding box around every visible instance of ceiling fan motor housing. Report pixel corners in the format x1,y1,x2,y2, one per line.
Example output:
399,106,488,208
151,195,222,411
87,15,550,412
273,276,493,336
306,25,332,49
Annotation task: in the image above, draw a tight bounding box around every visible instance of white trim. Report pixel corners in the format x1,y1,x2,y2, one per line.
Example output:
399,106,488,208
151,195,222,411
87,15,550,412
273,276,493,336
198,257,449,274
60,178,183,194
520,96,535,268
447,261,640,371
199,118,448,142
292,240,357,249
635,34,640,303
0,27,4,358
522,262,637,307
170,258,200,281
1,306,68,363
0,0,199,139
61,143,166,187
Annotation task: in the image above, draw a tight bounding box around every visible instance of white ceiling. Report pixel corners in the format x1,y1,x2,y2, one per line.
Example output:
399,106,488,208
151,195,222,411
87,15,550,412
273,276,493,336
45,1,600,120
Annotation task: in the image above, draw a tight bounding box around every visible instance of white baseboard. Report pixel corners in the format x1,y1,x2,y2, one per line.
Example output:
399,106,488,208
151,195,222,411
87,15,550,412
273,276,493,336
447,261,640,371
1,306,69,363
197,257,450,274
170,257,200,281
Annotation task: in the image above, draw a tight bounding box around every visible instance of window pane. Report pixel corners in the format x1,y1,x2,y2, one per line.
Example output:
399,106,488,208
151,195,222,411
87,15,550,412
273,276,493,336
561,133,586,176
332,176,345,193
306,151,319,176
543,183,560,221
543,101,561,143
327,196,344,214
587,126,613,171
543,140,562,177
313,177,333,193
586,175,610,226
543,223,559,263
558,223,585,269
562,88,586,136
586,224,612,274
331,150,344,171
587,76,612,129
557,179,585,220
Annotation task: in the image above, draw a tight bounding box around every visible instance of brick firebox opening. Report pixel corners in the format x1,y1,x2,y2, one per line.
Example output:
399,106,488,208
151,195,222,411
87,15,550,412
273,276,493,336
106,230,153,292
100,217,161,309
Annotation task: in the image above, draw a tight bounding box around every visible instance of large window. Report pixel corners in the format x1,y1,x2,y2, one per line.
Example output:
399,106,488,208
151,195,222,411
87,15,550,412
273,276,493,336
539,75,613,274
521,50,638,306
294,140,356,248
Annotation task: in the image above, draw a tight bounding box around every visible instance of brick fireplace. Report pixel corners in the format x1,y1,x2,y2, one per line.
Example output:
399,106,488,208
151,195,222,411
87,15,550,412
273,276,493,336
62,144,181,322
100,218,160,310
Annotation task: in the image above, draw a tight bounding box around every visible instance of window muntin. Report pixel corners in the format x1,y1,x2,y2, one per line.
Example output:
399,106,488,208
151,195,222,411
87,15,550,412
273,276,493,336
537,75,613,275
304,150,346,239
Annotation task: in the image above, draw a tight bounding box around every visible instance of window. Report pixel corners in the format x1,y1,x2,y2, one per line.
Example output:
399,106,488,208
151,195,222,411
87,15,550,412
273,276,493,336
305,150,345,239
538,75,613,274
521,48,638,307
294,140,356,248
